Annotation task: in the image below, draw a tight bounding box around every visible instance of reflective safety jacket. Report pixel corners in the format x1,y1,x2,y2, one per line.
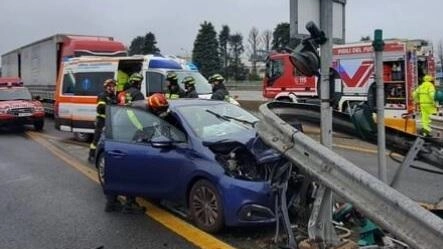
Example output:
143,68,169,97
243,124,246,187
165,88,185,99
116,70,129,92
413,81,436,106
96,92,117,119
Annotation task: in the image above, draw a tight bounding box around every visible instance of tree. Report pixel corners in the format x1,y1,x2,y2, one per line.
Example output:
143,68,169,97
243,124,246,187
360,36,371,41
272,22,290,50
229,33,247,81
247,27,261,78
128,32,161,55
219,25,231,79
192,21,221,78
143,32,160,54
261,30,273,53
128,36,145,55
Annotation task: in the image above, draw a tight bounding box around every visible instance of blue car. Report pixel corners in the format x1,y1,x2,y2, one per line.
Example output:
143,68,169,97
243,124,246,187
96,99,279,233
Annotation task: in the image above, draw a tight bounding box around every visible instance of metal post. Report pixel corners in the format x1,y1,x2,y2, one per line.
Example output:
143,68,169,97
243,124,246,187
307,0,339,247
372,30,387,183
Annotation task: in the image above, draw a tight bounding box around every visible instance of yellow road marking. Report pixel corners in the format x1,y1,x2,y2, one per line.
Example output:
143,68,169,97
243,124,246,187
26,131,237,249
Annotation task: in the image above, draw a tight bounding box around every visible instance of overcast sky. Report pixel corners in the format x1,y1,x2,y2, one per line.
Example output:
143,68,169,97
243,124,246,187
1,0,442,59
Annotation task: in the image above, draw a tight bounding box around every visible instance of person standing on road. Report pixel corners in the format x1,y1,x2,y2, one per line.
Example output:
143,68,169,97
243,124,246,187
413,74,437,136
104,94,169,214
165,72,185,99
208,73,230,101
117,73,145,105
88,79,117,163
183,76,198,98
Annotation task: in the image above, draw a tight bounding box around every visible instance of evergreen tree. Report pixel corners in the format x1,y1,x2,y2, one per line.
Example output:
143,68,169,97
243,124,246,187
219,25,231,79
228,33,247,81
128,32,160,55
143,32,160,54
272,22,290,49
128,36,145,55
192,21,221,78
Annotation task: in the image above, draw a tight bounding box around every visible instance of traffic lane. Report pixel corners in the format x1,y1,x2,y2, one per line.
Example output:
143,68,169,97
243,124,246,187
334,147,443,204
0,134,198,249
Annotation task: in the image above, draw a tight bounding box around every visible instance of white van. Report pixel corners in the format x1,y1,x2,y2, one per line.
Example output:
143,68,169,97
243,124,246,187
55,54,214,141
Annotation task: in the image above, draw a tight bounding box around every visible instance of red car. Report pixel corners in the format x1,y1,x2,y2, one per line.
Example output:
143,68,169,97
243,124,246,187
0,77,45,130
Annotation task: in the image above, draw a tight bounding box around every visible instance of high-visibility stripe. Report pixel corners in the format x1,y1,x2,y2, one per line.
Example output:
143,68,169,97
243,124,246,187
89,143,96,149
127,110,143,130
97,114,106,118
97,101,106,106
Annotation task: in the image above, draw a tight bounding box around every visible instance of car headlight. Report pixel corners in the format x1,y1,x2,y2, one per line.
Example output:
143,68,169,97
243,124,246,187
0,107,8,114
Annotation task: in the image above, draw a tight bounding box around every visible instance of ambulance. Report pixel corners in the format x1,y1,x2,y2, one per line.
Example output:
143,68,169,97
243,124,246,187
54,54,213,141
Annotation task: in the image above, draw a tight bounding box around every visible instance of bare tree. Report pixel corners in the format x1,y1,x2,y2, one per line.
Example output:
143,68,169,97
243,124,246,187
261,30,272,53
248,27,261,77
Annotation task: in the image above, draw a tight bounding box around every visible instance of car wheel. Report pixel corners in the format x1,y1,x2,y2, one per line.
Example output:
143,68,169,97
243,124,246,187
34,119,44,131
74,132,92,142
97,153,105,187
189,179,224,233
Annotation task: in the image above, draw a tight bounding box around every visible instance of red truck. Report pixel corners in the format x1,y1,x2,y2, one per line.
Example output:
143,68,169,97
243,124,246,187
0,77,45,130
263,39,435,134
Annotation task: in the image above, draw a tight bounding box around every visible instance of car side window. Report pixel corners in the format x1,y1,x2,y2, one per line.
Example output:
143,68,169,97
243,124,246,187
109,106,186,143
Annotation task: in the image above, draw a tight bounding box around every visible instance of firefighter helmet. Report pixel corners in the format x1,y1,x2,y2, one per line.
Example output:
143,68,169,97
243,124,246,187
182,76,196,86
129,73,144,83
103,79,116,87
208,73,224,83
148,93,169,112
166,72,178,82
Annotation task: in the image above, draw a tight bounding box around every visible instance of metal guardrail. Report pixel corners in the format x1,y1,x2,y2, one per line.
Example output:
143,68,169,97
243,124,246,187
256,102,443,249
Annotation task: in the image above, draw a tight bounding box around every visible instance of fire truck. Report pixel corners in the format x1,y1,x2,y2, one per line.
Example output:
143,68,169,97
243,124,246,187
263,39,435,134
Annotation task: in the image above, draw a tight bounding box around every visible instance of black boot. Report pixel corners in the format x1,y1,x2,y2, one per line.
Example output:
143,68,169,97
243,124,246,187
88,149,96,164
105,195,123,212
122,197,146,214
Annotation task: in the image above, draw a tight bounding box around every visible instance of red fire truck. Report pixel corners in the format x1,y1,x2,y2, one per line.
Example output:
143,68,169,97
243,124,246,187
263,39,435,134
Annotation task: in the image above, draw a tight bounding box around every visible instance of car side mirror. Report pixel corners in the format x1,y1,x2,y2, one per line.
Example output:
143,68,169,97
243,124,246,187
150,135,174,148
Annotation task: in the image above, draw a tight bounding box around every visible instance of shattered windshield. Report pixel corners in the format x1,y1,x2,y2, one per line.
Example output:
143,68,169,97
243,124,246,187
178,102,259,140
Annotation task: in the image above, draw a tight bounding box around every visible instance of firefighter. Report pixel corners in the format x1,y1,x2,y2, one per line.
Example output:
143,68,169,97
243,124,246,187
183,76,198,98
165,72,185,99
413,74,437,136
117,72,145,105
208,73,230,101
88,79,117,163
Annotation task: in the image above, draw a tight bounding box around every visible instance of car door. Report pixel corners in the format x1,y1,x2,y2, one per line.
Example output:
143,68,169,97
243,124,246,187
104,105,191,198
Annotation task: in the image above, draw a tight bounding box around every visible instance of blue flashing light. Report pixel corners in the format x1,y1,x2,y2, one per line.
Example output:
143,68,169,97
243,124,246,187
186,63,198,71
149,59,182,69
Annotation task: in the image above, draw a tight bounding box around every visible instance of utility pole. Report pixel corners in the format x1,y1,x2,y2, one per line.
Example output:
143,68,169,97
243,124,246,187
307,0,339,248
373,29,387,183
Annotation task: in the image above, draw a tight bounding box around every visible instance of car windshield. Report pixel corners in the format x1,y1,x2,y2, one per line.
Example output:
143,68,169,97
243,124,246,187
0,87,32,101
174,71,212,94
177,102,259,140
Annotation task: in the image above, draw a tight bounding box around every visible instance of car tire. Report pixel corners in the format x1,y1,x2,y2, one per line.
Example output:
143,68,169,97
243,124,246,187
34,119,44,131
74,132,92,142
188,179,224,233
97,153,105,188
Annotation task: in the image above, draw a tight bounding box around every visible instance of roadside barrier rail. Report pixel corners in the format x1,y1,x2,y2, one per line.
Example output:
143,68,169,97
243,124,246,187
256,101,443,249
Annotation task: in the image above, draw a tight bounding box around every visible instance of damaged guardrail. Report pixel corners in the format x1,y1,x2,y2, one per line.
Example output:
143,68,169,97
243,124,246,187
256,101,443,249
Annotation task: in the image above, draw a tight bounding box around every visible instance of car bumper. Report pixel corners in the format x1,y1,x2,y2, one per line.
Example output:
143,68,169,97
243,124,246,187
0,113,44,126
218,176,276,226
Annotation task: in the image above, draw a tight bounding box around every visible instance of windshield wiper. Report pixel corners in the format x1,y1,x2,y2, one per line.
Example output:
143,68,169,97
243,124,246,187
219,114,257,127
205,109,231,122
205,109,257,127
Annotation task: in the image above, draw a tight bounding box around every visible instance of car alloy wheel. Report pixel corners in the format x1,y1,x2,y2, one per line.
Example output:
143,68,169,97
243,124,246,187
97,153,105,187
189,179,224,233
